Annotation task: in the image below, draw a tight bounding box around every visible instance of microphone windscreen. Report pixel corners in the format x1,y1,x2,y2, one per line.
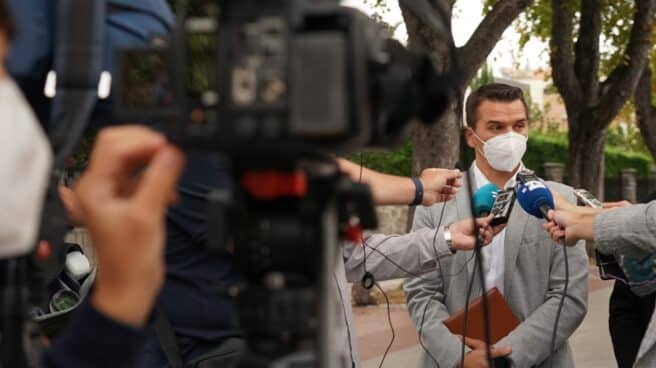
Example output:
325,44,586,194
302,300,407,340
472,183,499,217
517,181,554,219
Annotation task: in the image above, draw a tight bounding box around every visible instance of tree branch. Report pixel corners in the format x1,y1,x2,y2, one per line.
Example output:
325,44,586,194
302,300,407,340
550,0,582,117
574,0,602,102
457,0,534,86
635,65,656,159
598,0,656,127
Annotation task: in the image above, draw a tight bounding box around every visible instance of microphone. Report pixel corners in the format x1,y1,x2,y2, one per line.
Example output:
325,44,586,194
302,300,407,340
473,183,500,217
516,181,554,219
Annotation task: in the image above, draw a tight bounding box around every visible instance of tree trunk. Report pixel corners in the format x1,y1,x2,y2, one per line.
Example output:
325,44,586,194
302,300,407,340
401,2,461,176
411,107,461,173
550,0,656,200
402,2,460,230
567,119,607,198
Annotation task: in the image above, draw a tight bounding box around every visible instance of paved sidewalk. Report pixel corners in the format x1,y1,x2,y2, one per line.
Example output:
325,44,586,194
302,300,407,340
357,268,617,368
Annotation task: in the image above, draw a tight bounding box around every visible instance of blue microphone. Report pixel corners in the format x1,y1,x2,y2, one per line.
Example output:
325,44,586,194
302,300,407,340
516,181,554,219
472,183,500,217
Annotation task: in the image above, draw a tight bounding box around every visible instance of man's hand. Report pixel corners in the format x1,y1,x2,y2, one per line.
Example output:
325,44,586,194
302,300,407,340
420,168,463,205
602,200,632,209
459,336,511,368
543,209,595,246
551,189,600,215
75,126,185,327
448,215,506,251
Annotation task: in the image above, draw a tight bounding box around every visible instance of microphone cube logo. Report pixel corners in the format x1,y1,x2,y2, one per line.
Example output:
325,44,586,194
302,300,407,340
520,181,547,193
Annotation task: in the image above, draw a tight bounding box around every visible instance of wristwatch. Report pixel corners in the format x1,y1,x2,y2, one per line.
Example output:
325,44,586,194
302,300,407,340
443,225,457,254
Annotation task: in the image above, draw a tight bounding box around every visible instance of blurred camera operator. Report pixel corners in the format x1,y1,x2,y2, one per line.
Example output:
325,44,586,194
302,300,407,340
44,127,185,368
0,2,186,366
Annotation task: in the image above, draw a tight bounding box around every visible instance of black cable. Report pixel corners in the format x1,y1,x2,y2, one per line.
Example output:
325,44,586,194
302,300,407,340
359,154,369,277
459,254,479,366
362,240,476,281
374,282,395,368
354,153,395,368
549,241,570,368
416,203,448,368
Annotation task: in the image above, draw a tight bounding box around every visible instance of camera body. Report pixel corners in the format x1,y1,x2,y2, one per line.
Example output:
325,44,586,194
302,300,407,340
115,0,452,155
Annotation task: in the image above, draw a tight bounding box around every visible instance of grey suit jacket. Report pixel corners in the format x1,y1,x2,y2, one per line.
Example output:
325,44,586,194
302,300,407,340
404,173,589,368
335,227,459,367
594,202,656,368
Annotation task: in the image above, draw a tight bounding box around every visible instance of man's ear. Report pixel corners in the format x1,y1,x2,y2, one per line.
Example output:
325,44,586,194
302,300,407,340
464,127,477,149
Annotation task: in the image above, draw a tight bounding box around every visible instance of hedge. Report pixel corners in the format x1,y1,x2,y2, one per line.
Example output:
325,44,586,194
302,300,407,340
350,133,654,178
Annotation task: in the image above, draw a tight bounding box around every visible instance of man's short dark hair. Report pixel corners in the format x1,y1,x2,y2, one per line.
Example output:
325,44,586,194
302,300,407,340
0,0,14,40
465,83,528,128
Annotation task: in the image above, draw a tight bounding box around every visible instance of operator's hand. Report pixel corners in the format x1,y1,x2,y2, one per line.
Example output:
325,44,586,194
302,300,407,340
420,168,463,205
448,215,506,250
75,126,185,327
542,209,595,247
458,336,511,368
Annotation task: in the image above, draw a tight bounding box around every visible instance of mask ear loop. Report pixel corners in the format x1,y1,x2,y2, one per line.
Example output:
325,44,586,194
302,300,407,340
467,127,487,158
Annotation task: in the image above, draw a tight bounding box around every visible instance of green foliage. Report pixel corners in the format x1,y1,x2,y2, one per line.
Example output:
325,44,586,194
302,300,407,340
523,132,653,178
348,132,652,178
523,133,568,175
606,124,650,156
605,146,653,178
348,139,413,177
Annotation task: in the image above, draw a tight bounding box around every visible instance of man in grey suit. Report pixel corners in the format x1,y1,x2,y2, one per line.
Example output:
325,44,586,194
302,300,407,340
546,199,656,367
404,83,589,368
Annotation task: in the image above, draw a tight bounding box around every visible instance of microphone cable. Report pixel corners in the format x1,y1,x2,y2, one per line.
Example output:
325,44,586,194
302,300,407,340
548,234,570,368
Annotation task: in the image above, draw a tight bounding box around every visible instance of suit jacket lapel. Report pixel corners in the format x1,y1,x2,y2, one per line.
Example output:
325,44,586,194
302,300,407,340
455,171,482,297
503,196,529,297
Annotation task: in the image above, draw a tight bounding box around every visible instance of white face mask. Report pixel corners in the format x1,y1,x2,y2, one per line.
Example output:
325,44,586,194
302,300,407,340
472,130,527,172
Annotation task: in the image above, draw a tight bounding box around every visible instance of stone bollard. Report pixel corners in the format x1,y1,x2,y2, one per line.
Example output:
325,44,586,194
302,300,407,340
375,206,409,235
649,164,656,195
543,162,565,183
621,168,638,203
352,284,373,306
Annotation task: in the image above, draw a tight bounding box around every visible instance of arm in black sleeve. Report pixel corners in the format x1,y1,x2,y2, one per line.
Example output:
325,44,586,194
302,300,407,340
43,301,146,368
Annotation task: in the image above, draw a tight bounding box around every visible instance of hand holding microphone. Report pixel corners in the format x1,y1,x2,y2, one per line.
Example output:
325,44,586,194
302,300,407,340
444,184,508,252
514,177,592,246
420,168,463,205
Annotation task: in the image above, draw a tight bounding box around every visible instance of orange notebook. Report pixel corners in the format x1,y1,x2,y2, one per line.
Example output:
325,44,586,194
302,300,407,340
443,287,520,344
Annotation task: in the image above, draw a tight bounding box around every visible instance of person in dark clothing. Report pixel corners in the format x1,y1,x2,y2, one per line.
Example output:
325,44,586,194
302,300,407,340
608,192,656,368
609,281,656,368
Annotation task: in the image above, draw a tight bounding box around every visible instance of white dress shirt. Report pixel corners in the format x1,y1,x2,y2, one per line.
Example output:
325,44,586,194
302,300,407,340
472,163,520,294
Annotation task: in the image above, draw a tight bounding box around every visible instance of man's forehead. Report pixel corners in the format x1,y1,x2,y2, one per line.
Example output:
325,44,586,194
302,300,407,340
477,99,527,121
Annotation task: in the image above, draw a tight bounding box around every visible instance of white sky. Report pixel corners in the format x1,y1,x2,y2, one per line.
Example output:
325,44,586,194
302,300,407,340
340,0,549,74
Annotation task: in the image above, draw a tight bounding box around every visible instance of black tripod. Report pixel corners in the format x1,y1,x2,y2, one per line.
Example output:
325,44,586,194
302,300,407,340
208,156,376,368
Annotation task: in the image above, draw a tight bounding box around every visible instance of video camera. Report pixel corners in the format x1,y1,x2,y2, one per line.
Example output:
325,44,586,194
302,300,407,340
112,1,458,367
115,0,454,155
0,1,457,367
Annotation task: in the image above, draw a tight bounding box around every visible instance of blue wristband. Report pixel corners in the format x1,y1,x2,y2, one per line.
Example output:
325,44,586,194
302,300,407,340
411,177,424,206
